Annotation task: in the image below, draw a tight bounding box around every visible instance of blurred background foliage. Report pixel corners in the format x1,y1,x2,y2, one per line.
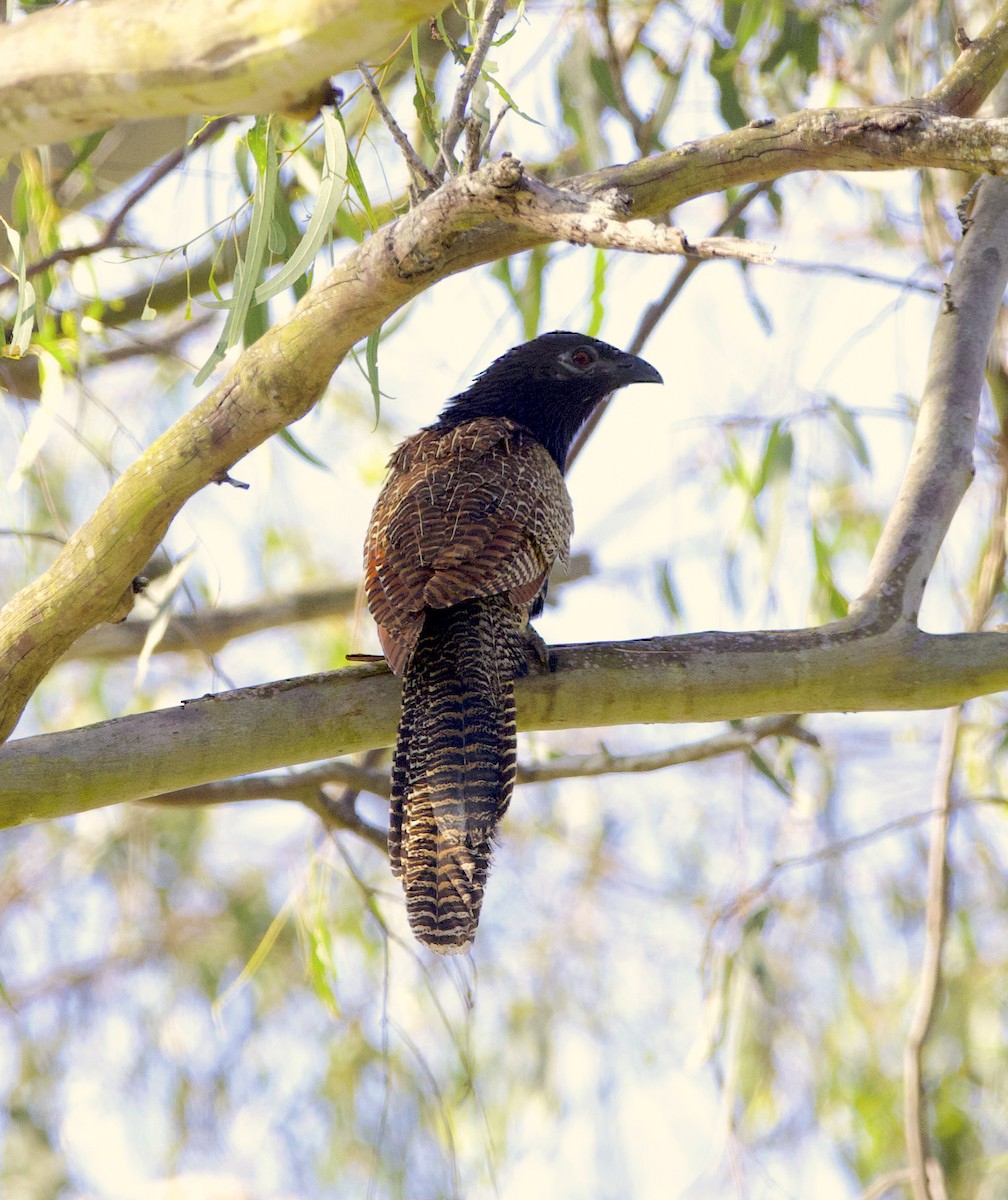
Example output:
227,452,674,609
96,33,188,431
2,1,1008,1198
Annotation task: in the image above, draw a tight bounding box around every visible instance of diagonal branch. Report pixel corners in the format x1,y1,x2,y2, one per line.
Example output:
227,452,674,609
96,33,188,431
925,5,1008,116
853,176,1008,626
358,61,438,195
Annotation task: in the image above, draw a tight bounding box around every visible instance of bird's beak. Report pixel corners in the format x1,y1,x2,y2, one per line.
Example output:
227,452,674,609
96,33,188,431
616,351,663,386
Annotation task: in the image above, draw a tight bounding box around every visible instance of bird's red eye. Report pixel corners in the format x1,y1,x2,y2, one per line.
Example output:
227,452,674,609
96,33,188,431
570,349,595,368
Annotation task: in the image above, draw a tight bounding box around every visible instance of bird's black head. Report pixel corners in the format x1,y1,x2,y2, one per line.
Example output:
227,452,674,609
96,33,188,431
435,331,663,472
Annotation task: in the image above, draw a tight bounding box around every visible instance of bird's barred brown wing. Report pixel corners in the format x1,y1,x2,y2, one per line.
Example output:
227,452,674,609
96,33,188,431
364,417,573,674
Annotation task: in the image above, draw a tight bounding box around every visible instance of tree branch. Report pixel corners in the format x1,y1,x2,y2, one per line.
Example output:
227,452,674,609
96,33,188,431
434,0,509,182
135,713,809,812
59,555,593,663
358,61,438,195
925,5,1008,116
903,709,956,1200
62,581,360,662
7,625,1008,826
5,56,1008,742
140,764,389,852
853,176,1008,626
0,0,448,157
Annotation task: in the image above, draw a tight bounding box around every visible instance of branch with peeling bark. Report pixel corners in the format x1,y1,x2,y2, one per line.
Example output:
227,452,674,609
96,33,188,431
446,155,773,263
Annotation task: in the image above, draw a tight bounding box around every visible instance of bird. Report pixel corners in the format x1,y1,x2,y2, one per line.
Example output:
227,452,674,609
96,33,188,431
363,331,662,953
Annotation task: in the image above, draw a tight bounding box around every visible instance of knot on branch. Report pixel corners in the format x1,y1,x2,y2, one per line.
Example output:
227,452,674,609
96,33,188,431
486,152,524,190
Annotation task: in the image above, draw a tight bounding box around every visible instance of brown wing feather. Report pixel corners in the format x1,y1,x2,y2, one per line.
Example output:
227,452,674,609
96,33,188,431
364,417,573,674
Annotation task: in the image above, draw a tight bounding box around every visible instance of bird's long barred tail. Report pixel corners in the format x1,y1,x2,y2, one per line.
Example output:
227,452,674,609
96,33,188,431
390,595,526,954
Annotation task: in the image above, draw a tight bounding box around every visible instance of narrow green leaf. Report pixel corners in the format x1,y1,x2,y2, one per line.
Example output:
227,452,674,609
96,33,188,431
435,13,466,65
194,120,278,385
366,327,381,421
411,27,440,152
587,248,605,336
278,427,331,472
267,216,286,256
746,747,791,798
589,53,619,108
0,217,36,357
336,109,377,231
754,421,794,495
826,395,872,470
655,560,682,620
246,115,270,173
254,108,347,304
484,71,543,127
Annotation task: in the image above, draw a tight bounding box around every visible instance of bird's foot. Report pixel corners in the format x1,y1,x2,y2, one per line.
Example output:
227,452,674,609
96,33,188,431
520,625,556,674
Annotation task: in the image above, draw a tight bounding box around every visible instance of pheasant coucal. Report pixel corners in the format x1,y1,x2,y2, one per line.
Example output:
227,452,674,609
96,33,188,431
364,331,662,953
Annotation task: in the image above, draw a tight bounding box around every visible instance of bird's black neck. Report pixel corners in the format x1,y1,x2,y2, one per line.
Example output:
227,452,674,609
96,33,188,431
435,383,607,474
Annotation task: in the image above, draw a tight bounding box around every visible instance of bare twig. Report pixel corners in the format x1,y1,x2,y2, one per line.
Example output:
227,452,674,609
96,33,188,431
0,527,66,545
358,61,437,196
775,258,942,294
595,0,644,145
316,746,388,851
899,332,1008,1200
925,3,1008,115
63,580,360,661
425,156,773,268
142,763,388,852
856,1167,912,1200
519,714,810,782
702,794,1007,988
568,182,772,468
858,1164,955,1200
435,0,509,182
501,187,774,264
903,709,957,1200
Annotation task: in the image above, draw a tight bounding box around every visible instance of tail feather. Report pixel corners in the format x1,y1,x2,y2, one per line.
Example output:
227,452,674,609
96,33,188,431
390,595,524,954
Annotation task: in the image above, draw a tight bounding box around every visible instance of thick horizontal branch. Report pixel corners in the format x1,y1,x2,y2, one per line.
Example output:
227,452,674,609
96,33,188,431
4,620,1008,827
0,0,446,156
